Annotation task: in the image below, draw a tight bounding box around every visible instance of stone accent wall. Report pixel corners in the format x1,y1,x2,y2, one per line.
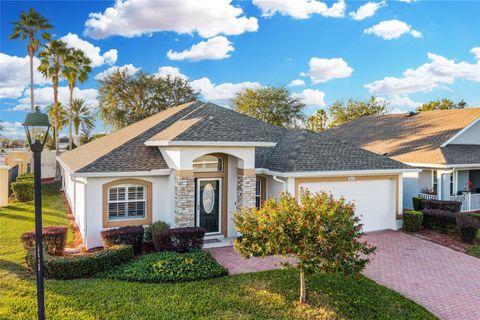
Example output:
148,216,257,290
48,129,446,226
174,175,195,227
237,175,256,210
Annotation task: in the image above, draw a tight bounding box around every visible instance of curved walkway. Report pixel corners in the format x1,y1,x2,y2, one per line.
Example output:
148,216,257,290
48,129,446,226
208,230,480,320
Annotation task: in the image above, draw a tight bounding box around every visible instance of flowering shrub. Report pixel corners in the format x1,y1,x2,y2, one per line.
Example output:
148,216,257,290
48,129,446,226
21,226,68,255
234,191,376,303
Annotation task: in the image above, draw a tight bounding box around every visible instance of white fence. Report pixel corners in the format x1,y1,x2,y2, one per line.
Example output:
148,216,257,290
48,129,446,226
418,193,438,200
418,193,480,212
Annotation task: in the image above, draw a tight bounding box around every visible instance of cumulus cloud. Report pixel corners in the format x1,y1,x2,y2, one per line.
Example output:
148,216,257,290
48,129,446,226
0,53,49,99
385,95,420,109
190,77,261,104
94,64,140,81
84,0,258,39
471,47,480,60
349,1,386,21
60,33,118,67
288,79,306,87
0,121,24,139
292,89,326,107
301,57,353,83
364,19,422,40
167,36,234,61
252,0,345,19
154,66,189,80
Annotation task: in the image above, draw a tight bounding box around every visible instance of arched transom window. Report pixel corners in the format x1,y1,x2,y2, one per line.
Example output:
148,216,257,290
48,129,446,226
193,155,223,172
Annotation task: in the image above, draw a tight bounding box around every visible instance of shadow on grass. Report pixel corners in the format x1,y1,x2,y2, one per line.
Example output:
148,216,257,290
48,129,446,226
0,259,30,278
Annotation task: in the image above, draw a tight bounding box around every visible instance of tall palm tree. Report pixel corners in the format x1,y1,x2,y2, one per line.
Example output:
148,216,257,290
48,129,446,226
63,48,92,149
71,99,95,138
10,8,52,111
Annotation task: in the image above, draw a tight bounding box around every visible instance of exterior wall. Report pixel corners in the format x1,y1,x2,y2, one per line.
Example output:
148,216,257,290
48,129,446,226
448,120,480,145
418,169,432,191
0,166,9,206
236,174,256,210
457,170,470,194
62,169,87,241
266,175,285,200
227,156,238,237
402,171,419,209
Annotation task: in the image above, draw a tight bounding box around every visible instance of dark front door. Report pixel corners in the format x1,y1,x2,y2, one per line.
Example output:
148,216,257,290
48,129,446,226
196,178,221,234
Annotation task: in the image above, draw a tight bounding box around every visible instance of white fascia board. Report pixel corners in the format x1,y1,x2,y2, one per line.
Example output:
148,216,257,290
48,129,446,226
56,156,73,174
145,140,277,147
440,117,480,147
70,169,172,178
255,168,420,178
405,162,480,169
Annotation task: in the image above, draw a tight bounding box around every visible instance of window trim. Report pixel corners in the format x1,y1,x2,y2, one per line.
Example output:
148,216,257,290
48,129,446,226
432,170,438,194
102,179,152,228
255,176,267,209
107,184,147,221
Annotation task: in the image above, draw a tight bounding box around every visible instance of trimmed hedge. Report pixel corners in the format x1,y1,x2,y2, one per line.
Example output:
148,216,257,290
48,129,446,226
456,215,480,244
26,245,133,279
101,226,144,254
422,199,461,213
422,209,457,232
412,197,423,211
11,180,34,202
101,250,227,283
153,227,205,253
16,173,34,182
145,220,170,242
468,212,480,224
403,210,423,232
21,226,68,255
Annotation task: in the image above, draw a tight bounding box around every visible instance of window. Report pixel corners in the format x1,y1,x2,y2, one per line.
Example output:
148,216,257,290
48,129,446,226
450,173,454,196
107,185,146,220
432,170,438,194
255,180,262,209
193,155,223,172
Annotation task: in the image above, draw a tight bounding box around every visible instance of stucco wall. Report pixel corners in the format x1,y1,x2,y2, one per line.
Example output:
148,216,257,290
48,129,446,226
418,169,432,191
227,156,238,237
457,170,470,193
402,171,419,209
448,120,480,145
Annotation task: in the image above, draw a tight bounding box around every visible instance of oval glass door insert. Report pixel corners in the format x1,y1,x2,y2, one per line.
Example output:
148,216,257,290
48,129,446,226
202,183,215,214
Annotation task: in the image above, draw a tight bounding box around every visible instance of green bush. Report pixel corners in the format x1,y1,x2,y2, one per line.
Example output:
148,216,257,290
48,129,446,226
11,180,34,202
412,197,423,211
456,215,479,244
16,173,34,182
468,212,480,224
145,220,170,242
403,210,423,232
21,226,68,255
26,245,133,279
101,250,228,283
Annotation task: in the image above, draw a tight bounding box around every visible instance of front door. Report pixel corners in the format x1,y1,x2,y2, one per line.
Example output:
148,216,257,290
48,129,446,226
196,178,221,234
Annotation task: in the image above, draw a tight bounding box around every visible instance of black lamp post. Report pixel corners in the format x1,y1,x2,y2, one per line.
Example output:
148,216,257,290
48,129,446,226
23,106,50,320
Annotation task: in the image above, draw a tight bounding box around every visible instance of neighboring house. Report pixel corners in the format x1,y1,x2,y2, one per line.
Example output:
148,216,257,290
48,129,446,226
324,108,480,212
58,101,415,248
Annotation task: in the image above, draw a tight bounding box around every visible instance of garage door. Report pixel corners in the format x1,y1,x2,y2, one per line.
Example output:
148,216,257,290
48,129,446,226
297,177,397,232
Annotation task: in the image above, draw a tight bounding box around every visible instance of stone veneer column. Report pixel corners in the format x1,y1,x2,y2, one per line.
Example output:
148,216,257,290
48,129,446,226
237,169,256,210
174,173,195,227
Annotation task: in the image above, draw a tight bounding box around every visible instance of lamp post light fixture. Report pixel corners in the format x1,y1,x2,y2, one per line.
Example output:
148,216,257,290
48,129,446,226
23,106,51,320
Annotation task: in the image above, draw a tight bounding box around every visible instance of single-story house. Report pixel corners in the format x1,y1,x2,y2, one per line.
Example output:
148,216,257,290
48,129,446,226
58,101,415,248
323,108,480,212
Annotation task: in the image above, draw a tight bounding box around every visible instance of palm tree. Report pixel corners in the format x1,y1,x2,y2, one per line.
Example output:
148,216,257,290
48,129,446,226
71,99,95,138
38,39,69,157
10,8,52,111
63,48,92,149
47,103,68,148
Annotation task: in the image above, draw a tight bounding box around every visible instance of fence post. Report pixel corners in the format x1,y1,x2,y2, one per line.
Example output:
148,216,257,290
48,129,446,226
0,165,10,206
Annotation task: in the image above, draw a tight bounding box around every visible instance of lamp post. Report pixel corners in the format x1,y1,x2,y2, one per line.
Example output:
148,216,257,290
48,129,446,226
23,106,50,320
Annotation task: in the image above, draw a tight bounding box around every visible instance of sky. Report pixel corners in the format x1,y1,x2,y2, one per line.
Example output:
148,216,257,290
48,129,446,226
1,0,479,138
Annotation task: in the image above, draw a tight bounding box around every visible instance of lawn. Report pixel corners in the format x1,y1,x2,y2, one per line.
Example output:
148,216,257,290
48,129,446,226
0,183,436,320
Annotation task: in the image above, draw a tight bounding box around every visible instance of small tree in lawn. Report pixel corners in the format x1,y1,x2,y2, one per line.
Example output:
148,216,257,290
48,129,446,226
234,191,376,304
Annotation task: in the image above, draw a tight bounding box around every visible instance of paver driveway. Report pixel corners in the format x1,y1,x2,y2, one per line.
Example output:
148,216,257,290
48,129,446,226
208,230,480,320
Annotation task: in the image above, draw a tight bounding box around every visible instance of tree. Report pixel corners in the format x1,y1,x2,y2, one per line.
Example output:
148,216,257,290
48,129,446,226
415,98,466,112
306,109,329,132
234,191,375,303
329,96,389,128
63,48,92,149
233,86,305,128
10,8,52,111
98,71,198,130
47,103,68,150
71,98,95,136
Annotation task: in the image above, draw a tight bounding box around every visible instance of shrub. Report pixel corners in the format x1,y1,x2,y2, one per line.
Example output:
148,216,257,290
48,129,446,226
468,212,480,224
422,209,457,232
101,226,144,254
25,245,133,279
422,199,461,213
101,250,227,283
456,215,480,244
20,226,68,255
11,180,34,202
16,173,34,182
153,227,205,253
412,197,423,211
403,210,423,232
145,220,170,242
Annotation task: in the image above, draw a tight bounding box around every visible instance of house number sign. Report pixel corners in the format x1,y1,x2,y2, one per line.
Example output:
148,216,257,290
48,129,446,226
203,183,215,214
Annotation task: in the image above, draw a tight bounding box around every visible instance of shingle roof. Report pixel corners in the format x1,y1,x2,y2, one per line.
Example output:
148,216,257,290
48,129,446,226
323,108,480,165
60,101,410,174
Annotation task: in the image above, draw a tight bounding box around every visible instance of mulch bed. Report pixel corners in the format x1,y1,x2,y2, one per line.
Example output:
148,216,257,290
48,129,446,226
412,229,472,253
62,191,84,249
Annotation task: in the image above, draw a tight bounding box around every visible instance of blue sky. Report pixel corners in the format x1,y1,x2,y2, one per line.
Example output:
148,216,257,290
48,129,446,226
1,0,479,138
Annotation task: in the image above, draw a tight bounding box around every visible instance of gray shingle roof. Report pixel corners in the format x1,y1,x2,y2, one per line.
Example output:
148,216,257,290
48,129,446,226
441,145,480,165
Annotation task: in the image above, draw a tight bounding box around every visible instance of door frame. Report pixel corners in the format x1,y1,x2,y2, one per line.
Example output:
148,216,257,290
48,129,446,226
196,177,222,235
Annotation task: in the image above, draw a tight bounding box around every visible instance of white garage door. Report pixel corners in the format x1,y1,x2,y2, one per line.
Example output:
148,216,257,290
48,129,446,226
297,178,396,232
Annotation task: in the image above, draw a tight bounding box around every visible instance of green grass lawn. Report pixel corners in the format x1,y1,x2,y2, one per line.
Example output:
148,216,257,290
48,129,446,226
0,183,436,320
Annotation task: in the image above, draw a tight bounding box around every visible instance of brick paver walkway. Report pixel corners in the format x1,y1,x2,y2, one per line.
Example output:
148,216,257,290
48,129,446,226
208,230,480,320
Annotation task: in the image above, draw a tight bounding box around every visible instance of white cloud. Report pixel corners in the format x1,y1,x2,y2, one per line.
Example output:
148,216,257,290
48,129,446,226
154,66,189,80
167,36,234,61
301,57,353,83
252,0,345,19
471,47,480,59
288,79,306,87
365,49,480,96
349,1,385,21
292,89,326,107
364,19,422,40
94,64,140,81
60,33,118,67
0,121,24,139
0,53,49,99
190,77,261,103
397,0,415,3
84,0,258,39
386,94,420,109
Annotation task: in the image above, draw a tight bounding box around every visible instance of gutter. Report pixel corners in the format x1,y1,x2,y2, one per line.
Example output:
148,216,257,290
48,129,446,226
255,168,420,178
272,175,287,192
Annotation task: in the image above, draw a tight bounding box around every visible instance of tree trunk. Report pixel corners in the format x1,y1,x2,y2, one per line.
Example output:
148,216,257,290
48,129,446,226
68,83,73,150
53,74,61,181
299,271,306,303
28,45,34,111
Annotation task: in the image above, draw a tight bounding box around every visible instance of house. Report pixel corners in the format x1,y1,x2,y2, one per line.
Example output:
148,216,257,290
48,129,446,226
323,108,480,212
57,101,415,248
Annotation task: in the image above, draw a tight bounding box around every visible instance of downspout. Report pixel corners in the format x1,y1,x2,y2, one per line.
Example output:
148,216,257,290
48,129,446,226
273,175,287,193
